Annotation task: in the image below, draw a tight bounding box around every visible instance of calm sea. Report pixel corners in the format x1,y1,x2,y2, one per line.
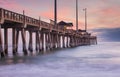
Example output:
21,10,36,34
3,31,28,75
0,42,120,77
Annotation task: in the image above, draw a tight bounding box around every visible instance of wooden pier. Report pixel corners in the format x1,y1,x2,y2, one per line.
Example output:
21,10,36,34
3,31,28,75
0,8,97,58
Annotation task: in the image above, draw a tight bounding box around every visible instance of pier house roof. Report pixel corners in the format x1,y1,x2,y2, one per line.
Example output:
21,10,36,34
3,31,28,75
57,21,73,27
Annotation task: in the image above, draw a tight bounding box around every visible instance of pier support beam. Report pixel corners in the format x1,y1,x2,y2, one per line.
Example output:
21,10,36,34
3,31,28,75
62,35,65,48
75,36,77,47
45,33,49,50
55,34,58,48
16,30,19,53
57,34,60,48
58,35,61,48
50,33,54,50
71,36,74,47
56,34,58,48
28,31,33,52
21,29,28,55
70,36,72,47
53,34,56,48
35,31,39,52
4,28,8,55
12,28,17,55
95,38,97,45
44,33,46,51
38,31,41,52
48,32,51,50
0,25,5,58
49,33,52,50
41,32,44,51
66,36,69,47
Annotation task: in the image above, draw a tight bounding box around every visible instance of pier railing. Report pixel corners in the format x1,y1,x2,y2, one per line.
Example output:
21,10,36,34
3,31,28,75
0,8,64,32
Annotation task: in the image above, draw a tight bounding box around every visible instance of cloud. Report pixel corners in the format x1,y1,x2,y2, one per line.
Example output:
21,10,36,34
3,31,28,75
91,28,120,42
0,0,23,11
0,0,40,18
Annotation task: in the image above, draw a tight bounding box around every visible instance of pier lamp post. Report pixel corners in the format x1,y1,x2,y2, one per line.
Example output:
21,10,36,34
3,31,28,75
54,0,57,26
76,0,79,32
83,8,87,32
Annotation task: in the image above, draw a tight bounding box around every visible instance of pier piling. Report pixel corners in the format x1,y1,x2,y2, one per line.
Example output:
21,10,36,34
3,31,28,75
28,31,33,53
12,28,17,55
0,25,5,58
4,27,8,55
21,29,28,55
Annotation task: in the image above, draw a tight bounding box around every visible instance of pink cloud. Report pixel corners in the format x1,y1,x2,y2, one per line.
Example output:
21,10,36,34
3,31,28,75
96,6,120,28
100,7,120,16
0,0,37,18
39,7,74,22
0,0,23,11
39,10,54,20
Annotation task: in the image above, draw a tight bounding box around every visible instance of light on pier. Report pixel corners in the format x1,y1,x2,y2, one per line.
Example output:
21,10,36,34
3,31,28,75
54,0,57,26
76,0,79,32
83,8,87,32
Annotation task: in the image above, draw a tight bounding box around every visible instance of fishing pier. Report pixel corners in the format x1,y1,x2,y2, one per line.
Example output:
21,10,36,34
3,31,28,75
0,8,97,58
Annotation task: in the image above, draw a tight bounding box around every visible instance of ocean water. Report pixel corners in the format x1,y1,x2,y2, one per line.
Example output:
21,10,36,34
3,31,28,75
0,42,120,77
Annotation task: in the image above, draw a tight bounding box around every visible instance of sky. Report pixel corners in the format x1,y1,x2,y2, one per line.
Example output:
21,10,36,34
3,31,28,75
0,0,120,41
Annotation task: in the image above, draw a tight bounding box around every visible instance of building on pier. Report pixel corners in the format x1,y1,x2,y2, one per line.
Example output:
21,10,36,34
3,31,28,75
57,21,73,29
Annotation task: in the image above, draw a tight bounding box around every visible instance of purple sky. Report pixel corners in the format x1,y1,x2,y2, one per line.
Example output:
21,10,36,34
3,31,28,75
0,0,120,30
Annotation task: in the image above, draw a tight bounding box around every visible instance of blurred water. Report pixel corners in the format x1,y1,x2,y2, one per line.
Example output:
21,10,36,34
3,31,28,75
0,42,120,77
